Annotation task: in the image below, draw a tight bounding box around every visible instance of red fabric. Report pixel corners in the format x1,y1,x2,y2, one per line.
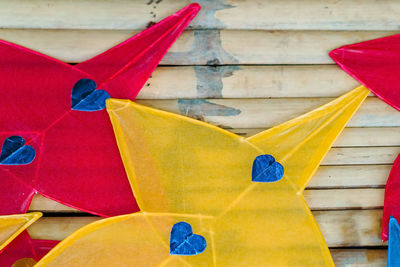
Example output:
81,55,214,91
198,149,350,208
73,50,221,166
329,34,400,111
382,154,400,241
0,3,201,217
0,231,58,266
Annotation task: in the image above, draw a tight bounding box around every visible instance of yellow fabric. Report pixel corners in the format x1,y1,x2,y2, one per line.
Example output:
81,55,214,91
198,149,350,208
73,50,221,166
247,86,370,192
36,86,369,266
0,212,42,251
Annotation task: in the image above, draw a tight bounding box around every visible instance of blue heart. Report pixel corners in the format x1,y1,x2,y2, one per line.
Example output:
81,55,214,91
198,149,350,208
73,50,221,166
252,154,284,183
170,222,207,256
0,136,36,165
71,78,110,111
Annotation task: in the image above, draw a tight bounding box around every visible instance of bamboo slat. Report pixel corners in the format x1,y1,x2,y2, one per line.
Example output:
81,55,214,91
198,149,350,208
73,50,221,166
0,29,395,64
29,188,387,212
2,0,400,31
26,210,385,247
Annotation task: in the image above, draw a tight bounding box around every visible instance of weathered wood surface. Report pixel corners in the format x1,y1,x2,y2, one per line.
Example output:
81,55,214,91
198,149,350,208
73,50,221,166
1,29,396,64
26,210,385,247
136,97,400,128
138,65,367,99
28,188,386,213
234,127,400,147
2,0,399,265
2,0,400,31
331,249,386,267
23,212,390,265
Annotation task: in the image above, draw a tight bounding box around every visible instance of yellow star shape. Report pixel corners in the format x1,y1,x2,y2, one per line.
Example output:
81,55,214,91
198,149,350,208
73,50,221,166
37,86,369,266
0,212,41,252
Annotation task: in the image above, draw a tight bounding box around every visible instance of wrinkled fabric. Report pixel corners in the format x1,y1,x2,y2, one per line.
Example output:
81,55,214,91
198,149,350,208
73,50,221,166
0,3,201,217
36,86,369,266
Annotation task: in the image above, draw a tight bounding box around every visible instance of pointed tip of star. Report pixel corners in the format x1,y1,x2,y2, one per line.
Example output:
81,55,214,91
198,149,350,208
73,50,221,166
329,35,400,111
0,212,42,251
328,47,344,63
187,2,202,12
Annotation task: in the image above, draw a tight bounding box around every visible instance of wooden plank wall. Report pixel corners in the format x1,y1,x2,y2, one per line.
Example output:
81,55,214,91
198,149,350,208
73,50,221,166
2,0,400,265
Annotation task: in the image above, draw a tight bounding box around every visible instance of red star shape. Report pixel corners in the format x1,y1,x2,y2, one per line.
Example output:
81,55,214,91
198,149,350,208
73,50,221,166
330,34,400,111
0,3,201,217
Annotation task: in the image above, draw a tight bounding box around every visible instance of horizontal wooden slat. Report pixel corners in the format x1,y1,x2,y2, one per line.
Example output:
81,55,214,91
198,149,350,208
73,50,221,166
29,186,388,213
135,97,400,128
304,189,384,210
322,147,399,165
26,210,386,247
331,249,386,267
234,128,400,147
308,165,391,188
316,210,385,247
3,0,400,31
0,29,395,64
138,65,365,99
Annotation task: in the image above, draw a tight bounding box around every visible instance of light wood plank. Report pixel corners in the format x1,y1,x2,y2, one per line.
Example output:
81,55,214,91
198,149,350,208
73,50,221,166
316,210,385,247
29,187,387,212
0,29,395,64
26,210,386,247
234,128,400,147
322,147,399,165
304,189,384,210
308,165,391,188
3,0,400,31
135,97,400,128
137,65,365,99
331,249,386,267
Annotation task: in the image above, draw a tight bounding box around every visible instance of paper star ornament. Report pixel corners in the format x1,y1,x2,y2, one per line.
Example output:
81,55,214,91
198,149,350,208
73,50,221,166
0,3,200,217
330,34,400,111
36,86,369,266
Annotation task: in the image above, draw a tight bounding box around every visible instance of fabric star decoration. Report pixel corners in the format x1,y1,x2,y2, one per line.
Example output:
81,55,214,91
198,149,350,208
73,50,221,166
35,86,369,266
330,34,400,111
0,212,57,267
0,3,200,218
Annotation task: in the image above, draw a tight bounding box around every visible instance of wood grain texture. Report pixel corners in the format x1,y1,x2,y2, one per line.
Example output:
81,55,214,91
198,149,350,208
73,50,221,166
27,163,393,212
331,249,386,267
137,65,364,99
136,97,400,128
28,187,387,212
2,0,397,264
0,29,395,64
26,210,386,247
2,0,400,31
234,127,400,147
